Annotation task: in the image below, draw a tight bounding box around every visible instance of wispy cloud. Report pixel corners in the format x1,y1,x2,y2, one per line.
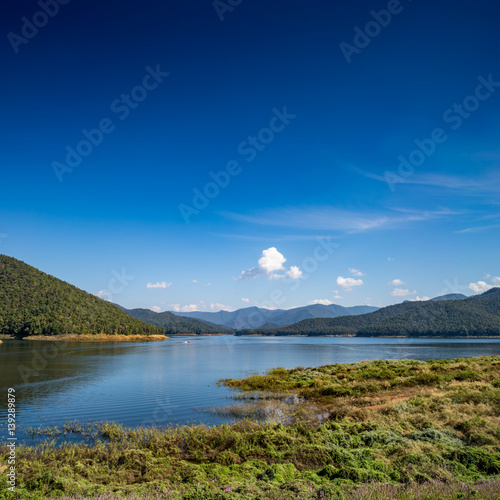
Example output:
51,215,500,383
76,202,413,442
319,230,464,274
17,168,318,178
330,153,500,195
222,206,460,234
169,303,199,312
213,233,341,242
456,222,500,233
389,279,404,286
147,281,172,289
309,299,335,305
391,288,416,297
349,268,364,276
209,303,235,311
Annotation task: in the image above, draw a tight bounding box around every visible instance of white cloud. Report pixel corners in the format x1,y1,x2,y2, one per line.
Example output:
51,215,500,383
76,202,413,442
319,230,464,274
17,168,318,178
270,273,285,280
95,290,111,298
391,288,416,297
204,282,212,286
151,306,161,312
169,304,199,312
389,279,404,286
241,298,250,303
333,295,343,299
238,247,301,280
468,281,493,293
259,247,286,274
309,299,334,306
147,281,172,289
287,266,303,279
492,277,500,285
337,276,363,292
415,296,430,301
192,279,199,283
238,267,262,280
349,268,364,276
387,257,395,262
209,303,235,312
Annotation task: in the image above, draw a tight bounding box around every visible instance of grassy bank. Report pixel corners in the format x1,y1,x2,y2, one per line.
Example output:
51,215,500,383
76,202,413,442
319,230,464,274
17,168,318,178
16,334,168,342
1,356,500,499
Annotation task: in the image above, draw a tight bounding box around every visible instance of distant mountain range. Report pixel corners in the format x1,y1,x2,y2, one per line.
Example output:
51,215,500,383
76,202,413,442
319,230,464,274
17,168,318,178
117,306,233,335
172,304,380,329
3,253,495,339
0,255,163,337
239,289,500,337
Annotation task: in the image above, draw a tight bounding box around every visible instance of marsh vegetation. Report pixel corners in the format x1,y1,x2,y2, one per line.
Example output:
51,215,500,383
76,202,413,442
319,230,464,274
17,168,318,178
2,356,500,499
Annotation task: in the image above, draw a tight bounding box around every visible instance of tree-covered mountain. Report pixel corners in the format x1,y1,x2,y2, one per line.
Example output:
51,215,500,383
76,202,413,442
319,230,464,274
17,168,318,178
174,303,379,329
118,307,233,335
238,289,500,337
0,255,164,337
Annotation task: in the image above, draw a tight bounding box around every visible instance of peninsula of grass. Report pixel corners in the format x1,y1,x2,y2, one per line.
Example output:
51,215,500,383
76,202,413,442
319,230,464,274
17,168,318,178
2,356,500,499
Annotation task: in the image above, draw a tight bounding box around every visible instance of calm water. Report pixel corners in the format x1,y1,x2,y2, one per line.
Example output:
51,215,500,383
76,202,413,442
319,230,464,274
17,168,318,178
2,336,500,441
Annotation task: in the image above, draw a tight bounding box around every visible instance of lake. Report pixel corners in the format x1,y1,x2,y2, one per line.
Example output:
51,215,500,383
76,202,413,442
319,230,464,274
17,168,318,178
2,336,500,442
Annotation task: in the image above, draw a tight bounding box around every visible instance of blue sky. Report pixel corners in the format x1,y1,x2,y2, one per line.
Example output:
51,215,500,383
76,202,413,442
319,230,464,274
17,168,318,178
2,0,499,312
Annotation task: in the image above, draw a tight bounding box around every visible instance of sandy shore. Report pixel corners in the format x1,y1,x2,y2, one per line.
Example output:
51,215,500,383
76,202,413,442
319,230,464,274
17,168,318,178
20,334,168,342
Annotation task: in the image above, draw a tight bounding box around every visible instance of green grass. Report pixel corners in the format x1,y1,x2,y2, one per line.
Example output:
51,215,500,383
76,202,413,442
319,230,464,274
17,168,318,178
2,356,500,499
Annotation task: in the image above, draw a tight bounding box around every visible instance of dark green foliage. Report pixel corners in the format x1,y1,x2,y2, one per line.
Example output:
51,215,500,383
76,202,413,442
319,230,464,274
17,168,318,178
240,288,500,337
0,255,163,337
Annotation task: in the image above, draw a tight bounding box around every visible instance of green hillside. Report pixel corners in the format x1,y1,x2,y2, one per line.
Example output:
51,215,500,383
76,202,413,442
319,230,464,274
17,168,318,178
239,288,500,337
0,255,164,337
119,307,234,335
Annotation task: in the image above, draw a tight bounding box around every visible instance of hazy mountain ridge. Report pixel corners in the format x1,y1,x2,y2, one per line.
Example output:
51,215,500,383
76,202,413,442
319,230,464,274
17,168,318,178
429,293,468,301
238,289,500,337
118,306,233,335
173,303,380,329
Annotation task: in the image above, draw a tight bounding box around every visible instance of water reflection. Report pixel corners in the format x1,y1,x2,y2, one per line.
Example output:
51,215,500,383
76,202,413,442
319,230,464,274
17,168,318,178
1,336,500,443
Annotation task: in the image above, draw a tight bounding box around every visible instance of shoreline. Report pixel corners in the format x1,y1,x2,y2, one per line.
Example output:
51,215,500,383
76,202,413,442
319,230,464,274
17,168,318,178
235,333,500,339
11,334,169,342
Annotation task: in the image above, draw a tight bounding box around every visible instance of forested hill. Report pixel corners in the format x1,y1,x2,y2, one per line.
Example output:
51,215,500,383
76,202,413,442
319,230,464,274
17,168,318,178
238,288,500,337
0,255,164,337
119,307,234,335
